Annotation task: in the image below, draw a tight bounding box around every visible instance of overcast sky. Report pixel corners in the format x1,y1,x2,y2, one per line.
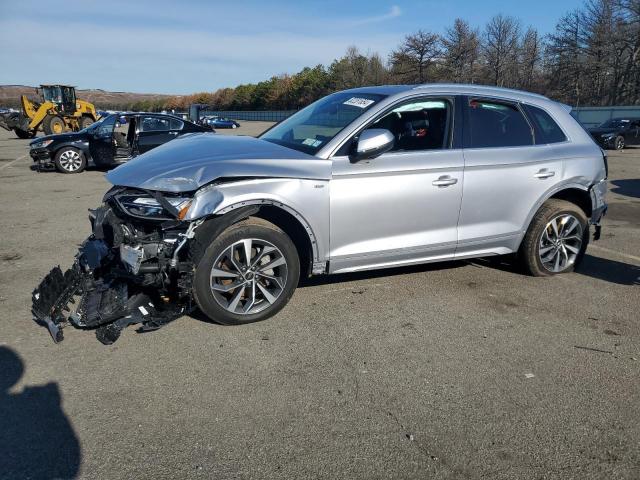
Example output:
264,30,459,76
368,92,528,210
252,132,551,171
0,0,584,94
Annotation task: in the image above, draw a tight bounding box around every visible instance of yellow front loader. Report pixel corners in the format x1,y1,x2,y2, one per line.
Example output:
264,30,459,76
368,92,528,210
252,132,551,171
0,85,99,138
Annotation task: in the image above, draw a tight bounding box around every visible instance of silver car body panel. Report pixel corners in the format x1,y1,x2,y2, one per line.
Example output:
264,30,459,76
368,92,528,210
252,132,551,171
186,178,330,265
106,134,330,192
106,84,606,276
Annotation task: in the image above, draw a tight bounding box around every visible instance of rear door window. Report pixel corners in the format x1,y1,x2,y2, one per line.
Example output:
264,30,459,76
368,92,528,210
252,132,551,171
140,116,170,132
466,99,533,148
169,118,184,130
522,104,567,144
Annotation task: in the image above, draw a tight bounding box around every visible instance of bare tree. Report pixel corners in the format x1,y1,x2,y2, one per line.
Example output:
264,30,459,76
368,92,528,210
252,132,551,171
441,19,480,83
482,15,521,86
518,27,543,91
389,30,442,83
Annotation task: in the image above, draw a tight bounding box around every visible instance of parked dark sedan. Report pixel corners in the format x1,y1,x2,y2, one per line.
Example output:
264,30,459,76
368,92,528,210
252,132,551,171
29,113,210,173
588,118,640,150
201,116,240,129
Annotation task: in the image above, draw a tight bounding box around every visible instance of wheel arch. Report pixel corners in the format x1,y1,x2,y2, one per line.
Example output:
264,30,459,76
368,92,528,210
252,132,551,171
215,200,319,277
520,183,593,247
191,201,321,278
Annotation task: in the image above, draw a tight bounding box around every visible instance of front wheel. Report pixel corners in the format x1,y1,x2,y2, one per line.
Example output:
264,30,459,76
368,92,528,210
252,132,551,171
519,199,588,276
43,115,66,135
54,147,86,173
614,135,625,150
193,217,300,325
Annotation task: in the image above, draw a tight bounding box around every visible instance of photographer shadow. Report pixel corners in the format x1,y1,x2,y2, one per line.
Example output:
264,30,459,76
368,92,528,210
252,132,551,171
0,346,81,479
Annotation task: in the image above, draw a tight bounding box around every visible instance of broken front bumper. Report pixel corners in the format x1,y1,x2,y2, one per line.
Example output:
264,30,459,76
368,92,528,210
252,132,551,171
32,206,195,344
30,148,55,170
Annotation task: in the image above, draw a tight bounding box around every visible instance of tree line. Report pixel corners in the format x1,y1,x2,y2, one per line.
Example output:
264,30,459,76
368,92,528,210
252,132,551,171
149,0,639,112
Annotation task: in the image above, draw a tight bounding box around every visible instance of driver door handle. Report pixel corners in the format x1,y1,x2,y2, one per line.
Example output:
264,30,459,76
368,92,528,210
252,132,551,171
432,176,458,187
534,169,555,179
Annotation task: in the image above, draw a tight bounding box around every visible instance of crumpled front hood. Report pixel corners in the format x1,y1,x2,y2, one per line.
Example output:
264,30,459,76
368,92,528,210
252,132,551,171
106,133,330,192
30,132,80,146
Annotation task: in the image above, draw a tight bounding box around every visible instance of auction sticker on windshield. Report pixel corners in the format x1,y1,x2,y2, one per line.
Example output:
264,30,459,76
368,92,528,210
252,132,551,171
343,97,375,108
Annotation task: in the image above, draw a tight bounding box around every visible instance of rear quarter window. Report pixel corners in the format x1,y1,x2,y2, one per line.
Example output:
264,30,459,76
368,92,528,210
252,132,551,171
522,104,567,144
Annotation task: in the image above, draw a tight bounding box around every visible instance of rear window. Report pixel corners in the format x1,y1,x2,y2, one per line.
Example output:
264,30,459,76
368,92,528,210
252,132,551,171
141,117,170,132
466,99,533,148
169,118,184,130
523,104,567,144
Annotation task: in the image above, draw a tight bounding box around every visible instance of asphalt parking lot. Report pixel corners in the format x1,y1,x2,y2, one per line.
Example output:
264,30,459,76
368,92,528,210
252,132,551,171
0,123,638,479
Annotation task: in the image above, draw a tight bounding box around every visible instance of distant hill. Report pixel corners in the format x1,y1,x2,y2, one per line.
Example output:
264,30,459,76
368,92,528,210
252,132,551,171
0,85,177,110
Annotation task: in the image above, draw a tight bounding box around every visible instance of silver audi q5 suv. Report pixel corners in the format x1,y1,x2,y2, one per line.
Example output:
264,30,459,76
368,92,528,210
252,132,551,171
34,84,608,344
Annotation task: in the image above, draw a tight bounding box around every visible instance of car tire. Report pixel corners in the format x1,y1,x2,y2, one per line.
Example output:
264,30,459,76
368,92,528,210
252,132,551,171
43,115,66,135
614,135,625,150
519,199,589,276
54,147,86,174
192,217,300,325
79,115,94,129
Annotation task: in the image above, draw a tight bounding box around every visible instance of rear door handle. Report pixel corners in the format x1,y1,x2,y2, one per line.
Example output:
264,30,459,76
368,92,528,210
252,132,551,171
534,169,555,179
169,131,178,135
432,176,458,187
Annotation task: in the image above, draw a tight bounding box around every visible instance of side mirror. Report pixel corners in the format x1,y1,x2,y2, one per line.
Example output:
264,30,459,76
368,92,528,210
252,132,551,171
353,129,394,161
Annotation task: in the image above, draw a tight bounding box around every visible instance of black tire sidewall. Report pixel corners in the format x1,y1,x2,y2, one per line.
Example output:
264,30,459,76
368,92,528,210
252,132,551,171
615,136,625,150
528,204,588,275
193,220,300,325
80,116,93,129
54,147,86,174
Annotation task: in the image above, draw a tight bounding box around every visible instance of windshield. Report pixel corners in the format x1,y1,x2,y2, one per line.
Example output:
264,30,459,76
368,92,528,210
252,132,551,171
42,86,62,103
260,92,386,155
600,119,630,128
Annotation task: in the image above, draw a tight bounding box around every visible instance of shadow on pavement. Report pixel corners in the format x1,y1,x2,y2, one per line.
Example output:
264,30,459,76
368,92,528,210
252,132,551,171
610,179,640,199
576,254,640,285
0,346,81,479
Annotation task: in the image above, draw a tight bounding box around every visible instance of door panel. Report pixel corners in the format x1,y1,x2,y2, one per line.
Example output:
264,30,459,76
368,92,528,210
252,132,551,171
330,150,464,273
458,146,562,247
137,116,174,153
456,96,562,257
89,115,116,166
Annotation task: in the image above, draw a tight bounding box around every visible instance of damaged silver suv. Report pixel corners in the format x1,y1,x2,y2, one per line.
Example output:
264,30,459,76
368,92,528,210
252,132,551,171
33,84,608,344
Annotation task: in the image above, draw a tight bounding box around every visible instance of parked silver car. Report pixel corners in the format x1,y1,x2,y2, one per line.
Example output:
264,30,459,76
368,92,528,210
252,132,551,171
33,84,608,344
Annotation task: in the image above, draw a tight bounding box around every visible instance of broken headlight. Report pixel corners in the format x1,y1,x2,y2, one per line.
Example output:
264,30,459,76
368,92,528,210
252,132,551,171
115,193,192,220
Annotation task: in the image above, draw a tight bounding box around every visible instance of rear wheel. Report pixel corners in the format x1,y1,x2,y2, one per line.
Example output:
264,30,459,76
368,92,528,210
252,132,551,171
519,199,588,276
193,217,300,325
43,115,66,135
54,147,86,174
614,135,625,150
79,115,94,130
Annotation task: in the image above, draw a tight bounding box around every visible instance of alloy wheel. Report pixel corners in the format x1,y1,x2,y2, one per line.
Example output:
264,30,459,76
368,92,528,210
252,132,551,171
615,136,625,150
538,214,583,273
58,150,83,172
210,238,288,315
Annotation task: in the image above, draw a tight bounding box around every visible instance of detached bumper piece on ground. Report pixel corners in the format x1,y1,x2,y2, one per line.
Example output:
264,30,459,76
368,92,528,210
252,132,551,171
32,206,194,345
